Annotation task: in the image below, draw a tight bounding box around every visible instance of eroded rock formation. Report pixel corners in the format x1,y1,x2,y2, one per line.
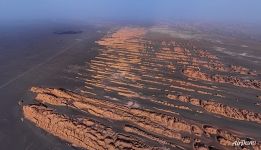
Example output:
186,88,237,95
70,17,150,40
167,93,261,123
23,105,157,150
183,67,261,90
23,27,261,150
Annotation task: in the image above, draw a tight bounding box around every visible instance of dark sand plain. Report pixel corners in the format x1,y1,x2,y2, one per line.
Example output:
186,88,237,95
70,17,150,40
0,24,107,149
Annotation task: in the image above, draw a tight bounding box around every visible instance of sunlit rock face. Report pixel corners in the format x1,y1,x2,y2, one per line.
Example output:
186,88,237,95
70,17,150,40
23,27,261,150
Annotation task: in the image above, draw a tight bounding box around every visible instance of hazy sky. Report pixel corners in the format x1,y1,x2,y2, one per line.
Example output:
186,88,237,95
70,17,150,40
1,0,261,24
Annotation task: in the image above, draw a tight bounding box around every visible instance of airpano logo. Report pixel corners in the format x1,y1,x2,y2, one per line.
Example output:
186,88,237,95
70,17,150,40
232,139,256,147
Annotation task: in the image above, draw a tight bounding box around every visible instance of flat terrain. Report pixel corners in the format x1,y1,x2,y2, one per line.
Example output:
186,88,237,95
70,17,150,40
0,24,106,150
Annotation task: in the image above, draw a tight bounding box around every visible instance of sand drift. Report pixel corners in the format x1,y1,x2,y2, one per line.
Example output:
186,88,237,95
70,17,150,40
23,27,261,150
